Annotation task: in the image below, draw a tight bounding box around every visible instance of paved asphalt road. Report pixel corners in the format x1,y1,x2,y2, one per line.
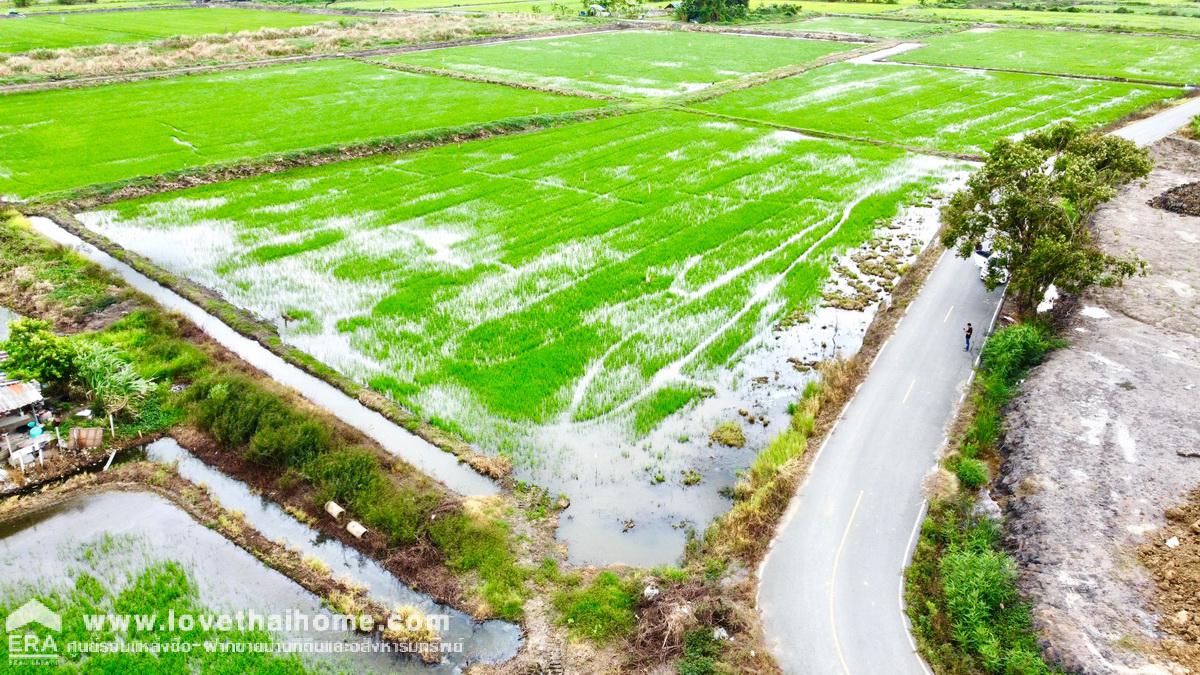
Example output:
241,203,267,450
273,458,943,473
758,251,1002,675
757,98,1196,675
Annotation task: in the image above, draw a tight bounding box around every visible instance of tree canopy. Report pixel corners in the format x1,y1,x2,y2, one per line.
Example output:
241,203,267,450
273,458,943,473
941,122,1152,315
675,0,748,23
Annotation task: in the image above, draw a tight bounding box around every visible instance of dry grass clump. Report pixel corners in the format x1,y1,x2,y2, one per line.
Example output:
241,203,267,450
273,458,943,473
0,13,563,82
709,421,746,448
384,604,443,662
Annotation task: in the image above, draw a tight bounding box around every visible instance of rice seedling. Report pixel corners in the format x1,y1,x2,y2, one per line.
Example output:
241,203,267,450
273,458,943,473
896,27,1200,84
383,29,856,98
694,62,1182,154
82,110,959,461
0,58,596,198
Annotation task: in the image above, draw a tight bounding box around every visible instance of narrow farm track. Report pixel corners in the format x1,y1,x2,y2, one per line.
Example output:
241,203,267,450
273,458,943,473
757,104,1200,674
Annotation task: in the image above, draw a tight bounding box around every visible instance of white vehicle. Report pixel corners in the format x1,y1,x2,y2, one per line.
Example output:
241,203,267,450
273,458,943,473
973,245,1009,284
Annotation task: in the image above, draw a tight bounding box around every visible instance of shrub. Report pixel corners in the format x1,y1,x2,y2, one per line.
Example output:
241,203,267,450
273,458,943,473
940,545,1018,654
247,414,331,467
188,375,288,448
303,447,384,506
955,458,989,491
678,628,721,674
980,324,1058,384
2,318,76,384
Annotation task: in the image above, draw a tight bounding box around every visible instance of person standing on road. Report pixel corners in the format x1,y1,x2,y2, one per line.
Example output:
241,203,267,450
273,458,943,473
963,323,974,352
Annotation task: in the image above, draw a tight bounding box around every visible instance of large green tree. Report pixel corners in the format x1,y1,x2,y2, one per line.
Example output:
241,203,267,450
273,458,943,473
941,123,1152,315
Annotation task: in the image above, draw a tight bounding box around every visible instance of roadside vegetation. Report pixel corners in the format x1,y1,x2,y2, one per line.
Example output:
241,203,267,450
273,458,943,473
906,322,1061,674
907,123,1152,673
941,122,1152,314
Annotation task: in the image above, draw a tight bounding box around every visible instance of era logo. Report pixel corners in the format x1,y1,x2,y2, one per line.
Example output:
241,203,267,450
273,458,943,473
6,599,60,665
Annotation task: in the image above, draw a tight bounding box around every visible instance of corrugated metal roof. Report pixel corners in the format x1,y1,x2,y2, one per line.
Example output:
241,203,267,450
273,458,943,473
0,381,41,413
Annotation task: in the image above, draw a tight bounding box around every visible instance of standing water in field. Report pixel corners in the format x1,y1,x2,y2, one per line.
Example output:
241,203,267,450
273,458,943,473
24,216,497,499
143,437,522,667
68,115,970,565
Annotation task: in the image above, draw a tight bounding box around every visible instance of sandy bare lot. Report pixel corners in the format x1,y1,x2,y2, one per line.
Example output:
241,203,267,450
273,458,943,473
998,136,1200,674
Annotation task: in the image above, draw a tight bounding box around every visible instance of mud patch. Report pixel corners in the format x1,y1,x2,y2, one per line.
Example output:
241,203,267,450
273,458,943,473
1139,490,1200,670
1150,180,1200,217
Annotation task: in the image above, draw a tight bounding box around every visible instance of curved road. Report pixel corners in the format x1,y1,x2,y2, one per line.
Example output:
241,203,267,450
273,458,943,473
756,97,1199,674
759,251,1002,675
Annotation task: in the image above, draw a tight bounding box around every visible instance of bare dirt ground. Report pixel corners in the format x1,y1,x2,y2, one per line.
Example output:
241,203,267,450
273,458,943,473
998,136,1200,674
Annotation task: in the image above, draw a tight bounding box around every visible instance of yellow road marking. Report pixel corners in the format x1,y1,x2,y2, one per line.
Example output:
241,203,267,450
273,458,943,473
831,490,865,675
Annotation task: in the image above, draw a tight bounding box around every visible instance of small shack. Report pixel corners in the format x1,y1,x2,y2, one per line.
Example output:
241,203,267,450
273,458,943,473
0,379,47,467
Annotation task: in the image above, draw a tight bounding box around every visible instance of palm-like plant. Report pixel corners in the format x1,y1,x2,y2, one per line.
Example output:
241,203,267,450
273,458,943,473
74,342,155,419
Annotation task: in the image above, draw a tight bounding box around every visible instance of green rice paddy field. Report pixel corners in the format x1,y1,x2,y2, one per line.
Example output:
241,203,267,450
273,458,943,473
83,110,958,454
0,59,594,199
898,6,1200,35
24,23,1189,454
896,28,1200,84
694,62,1180,154
383,30,856,98
0,8,339,53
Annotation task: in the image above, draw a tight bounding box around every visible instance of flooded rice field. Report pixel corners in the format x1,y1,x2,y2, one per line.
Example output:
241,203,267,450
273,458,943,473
33,168,960,567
